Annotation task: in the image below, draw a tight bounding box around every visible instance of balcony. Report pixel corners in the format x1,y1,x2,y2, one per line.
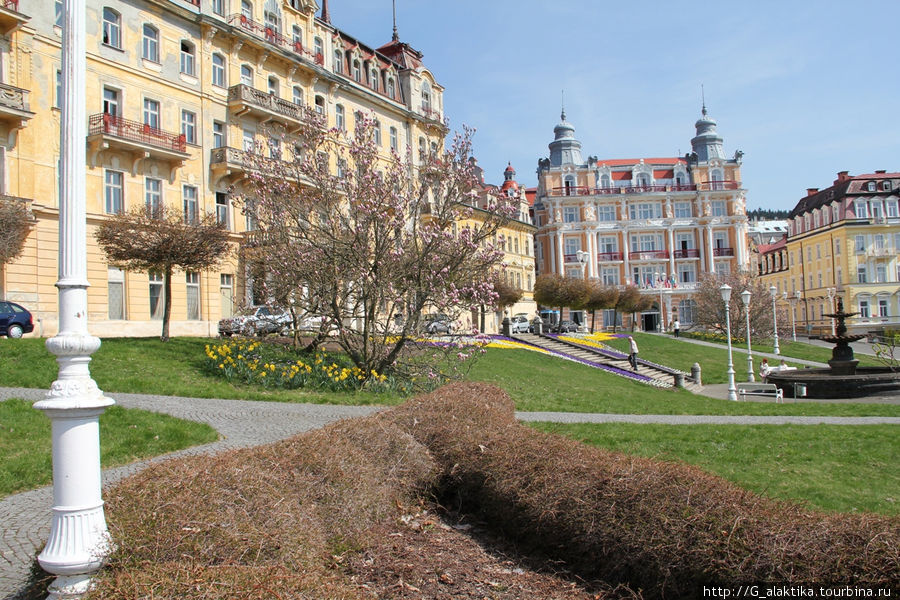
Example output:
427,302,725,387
0,82,33,140
227,14,318,63
228,84,303,128
672,248,700,259
697,180,741,191
0,0,27,34
210,146,299,185
548,183,700,197
631,250,669,260
87,113,189,175
713,247,735,257
597,251,624,262
867,247,895,259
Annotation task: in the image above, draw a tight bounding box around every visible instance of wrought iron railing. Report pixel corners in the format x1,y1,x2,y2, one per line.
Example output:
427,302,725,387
597,252,624,261
88,113,186,153
548,183,704,197
631,250,670,260
672,249,700,258
228,84,303,121
0,0,19,11
697,181,740,191
712,247,735,257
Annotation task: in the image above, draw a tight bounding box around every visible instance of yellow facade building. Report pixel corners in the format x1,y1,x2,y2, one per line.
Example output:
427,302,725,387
2,0,446,337
759,170,900,336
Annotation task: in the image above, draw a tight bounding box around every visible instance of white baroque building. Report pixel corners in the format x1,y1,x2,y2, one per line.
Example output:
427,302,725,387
532,106,750,330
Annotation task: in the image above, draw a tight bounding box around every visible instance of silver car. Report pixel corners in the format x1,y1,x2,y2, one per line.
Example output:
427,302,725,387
510,315,530,334
218,306,291,337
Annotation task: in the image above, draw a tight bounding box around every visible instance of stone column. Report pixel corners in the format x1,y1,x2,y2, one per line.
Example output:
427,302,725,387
33,1,115,597
621,228,630,283
667,226,676,275
706,225,715,274
586,229,596,278
556,231,564,275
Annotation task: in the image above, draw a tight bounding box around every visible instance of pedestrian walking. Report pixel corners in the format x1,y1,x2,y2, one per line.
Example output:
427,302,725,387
628,336,639,371
673,319,680,338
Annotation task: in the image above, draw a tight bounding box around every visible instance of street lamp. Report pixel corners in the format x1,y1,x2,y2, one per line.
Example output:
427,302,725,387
826,287,836,335
654,271,665,332
720,284,738,401
576,249,589,279
784,291,798,342
769,285,781,355
741,289,754,382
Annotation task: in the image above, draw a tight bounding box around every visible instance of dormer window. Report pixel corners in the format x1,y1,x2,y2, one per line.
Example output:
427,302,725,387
884,181,893,191
333,49,343,73
866,181,876,192
352,59,361,82
370,68,379,91
421,81,432,111
386,77,396,99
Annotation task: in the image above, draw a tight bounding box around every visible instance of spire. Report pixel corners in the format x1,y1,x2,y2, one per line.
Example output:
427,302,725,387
320,0,330,24
701,83,706,116
392,0,399,41
561,90,566,121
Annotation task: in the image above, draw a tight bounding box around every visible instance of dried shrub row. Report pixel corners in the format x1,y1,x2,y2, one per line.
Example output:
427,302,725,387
89,418,437,599
386,382,900,597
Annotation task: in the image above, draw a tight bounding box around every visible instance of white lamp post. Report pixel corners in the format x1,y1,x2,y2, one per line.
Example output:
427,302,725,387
657,272,665,332
784,291,797,342
741,289,754,382
720,284,737,401
33,1,115,597
769,285,781,355
826,287,836,335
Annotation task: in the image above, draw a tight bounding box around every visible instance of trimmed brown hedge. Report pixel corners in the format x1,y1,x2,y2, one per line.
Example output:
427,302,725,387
386,382,900,597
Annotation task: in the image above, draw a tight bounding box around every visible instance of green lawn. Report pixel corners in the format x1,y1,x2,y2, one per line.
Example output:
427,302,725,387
673,332,883,367
0,398,218,497
532,422,899,515
2,337,898,416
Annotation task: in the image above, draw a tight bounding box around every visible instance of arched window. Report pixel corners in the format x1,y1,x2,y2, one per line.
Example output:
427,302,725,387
180,40,196,76
600,174,611,188
386,77,395,99
241,0,252,20
373,120,381,146
564,175,576,195
421,81,431,111
292,25,303,51
313,37,323,62
264,10,279,35
333,49,343,73
370,68,379,91
268,76,279,96
240,64,253,86
418,136,426,159
352,59,361,82
142,24,159,62
710,168,724,190
102,7,121,48
635,173,650,187
335,104,345,130
315,95,325,115
212,53,226,87
292,86,303,106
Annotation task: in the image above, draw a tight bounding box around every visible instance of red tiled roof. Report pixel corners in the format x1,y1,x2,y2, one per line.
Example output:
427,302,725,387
757,238,787,253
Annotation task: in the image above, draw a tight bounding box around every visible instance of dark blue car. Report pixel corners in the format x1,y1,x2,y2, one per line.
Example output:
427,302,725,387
0,301,34,338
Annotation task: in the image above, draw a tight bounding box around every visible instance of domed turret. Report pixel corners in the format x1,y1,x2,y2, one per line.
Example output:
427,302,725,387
690,105,726,163
500,162,520,195
549,110,584,167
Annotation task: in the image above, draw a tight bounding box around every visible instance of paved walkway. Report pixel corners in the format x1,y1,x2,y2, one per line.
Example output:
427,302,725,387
2,385,898,599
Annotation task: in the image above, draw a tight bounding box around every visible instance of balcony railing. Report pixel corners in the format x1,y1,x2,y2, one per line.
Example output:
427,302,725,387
548,183,705,197
210,146,298,178
672,248,700,258
597,251,624,261
631,250,670,260
697,181,740,191
88,113,186,153
228,84,303,123
0,82,30,114
421,106,443,123
713,247,735,257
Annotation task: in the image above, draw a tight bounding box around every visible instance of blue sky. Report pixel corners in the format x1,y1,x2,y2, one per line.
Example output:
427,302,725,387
329,1,899,211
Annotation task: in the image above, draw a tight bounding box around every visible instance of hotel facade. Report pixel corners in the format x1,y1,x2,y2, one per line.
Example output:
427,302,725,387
532,107,750,330
2,0,447,337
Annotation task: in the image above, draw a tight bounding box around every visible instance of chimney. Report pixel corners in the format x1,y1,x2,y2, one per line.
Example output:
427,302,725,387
806,188,819,197
875,170,886,174
835,170,850,185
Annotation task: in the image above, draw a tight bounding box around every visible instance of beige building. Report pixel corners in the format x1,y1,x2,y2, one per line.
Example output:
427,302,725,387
3,0,445,337
532,107,749,330
758,170,900,336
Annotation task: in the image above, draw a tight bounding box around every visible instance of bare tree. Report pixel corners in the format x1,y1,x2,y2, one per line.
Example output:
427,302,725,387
234,108,514,380
0,196,31,268
692,272,782,340
95,204,231,341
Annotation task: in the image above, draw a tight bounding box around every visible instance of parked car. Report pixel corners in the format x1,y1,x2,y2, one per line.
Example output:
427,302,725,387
551,319,579,333
218,306,291,337
0,301,34,338
423,314,455,335
510,314,530,334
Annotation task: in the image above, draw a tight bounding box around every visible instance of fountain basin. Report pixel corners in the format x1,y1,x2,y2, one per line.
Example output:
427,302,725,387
767,367,900,399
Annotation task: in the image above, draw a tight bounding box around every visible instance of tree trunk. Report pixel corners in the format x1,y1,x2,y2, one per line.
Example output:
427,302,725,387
161,265,173,342
479,304,485,333
590,309,596,333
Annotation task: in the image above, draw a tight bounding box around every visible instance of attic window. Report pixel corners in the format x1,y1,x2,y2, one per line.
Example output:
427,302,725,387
866,181,876,192
884,181,893,191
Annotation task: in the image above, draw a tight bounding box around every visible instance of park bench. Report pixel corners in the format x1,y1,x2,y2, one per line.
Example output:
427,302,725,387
737,382,784,403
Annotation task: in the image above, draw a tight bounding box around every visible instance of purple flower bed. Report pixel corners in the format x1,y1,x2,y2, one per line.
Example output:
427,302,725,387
491,335,654,384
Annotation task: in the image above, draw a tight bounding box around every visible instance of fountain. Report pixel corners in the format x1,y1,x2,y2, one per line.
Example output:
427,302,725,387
767,299,900,399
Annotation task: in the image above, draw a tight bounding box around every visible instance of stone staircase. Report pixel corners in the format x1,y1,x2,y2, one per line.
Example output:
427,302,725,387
514,333,702,392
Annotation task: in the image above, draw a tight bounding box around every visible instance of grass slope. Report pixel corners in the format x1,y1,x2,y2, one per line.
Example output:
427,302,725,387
0,398,218,497
532,421,899,515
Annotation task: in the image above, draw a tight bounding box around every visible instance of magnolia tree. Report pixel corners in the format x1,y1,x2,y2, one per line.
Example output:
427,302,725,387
95,204,231,341
692,271,785,340
235,108,514,382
